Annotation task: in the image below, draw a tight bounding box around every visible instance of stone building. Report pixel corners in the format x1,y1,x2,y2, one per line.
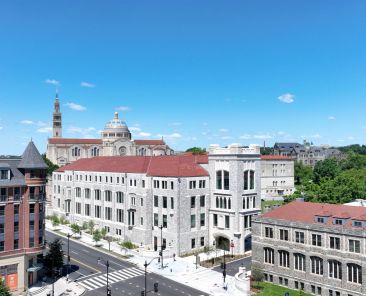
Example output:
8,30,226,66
252,200,366,296
51,143,262,255
47,94,174,167
260,155,295,198
273,141,343,168
0,141,47,293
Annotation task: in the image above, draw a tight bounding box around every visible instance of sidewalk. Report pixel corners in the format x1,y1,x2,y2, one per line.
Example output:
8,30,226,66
28,277,85,296
46,221,249,295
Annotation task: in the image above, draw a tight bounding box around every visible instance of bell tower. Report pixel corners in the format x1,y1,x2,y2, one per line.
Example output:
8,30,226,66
53,93,62,138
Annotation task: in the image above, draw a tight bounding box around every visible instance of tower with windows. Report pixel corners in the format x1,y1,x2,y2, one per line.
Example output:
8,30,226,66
208,143,261,254
52,93,62,138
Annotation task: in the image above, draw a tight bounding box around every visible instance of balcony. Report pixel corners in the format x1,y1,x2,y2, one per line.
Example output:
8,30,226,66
29,193,46,202
0,195,7,202
13,194,21,202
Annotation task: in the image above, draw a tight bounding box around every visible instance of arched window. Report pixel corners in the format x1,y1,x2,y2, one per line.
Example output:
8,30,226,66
264,247,274,264
216,170,230,190
71,147,81,157
294,253,306,271
329,260,342,279
91,147,99,157
310,256,323,275
278,250,290,268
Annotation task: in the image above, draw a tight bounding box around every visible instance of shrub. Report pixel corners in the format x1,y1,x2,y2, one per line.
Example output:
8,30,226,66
120,241,138,249
70,223,81,234
93,229,103,244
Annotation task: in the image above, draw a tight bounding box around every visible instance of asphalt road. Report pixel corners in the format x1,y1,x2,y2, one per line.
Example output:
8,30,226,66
212,255,251,277
46,231,208,296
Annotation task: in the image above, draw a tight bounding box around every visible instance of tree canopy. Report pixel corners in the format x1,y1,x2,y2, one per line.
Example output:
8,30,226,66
0,279,11,296
44,239,64,275
185,147,206,155
42,154,59,176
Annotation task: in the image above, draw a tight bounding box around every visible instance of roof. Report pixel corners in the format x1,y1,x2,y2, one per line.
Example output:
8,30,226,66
18,141,47,169
274,143,303,150
261,201,366,228
261,155,291,160
56,154,209,177
0,159,26,186
133,139,166,146
48,138,102,145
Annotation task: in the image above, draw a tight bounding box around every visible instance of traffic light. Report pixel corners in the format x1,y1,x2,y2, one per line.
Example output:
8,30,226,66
159,251,162,256
141,291,145,296
154,282,159,292
220,263,226,269
107,288,112,296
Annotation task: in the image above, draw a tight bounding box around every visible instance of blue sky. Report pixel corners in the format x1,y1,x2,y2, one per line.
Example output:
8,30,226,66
1,0,366,155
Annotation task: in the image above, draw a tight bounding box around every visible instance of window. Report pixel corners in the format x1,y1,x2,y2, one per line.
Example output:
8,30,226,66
141,198,143,206
0,206,4,216
216,170,229,190
200,195,205,207
154,214,159,227
154,196,159,207
244,170,255,190
116,192,124,203
14,221,19,232
162,181,167,189
91,147,99,157
95,205,101,218
330,237,340,250
85,204,91,216
295,231,305,244
154,180,159,189
328,260,342,279
105,207,112,220
200,213,205,227
189,181,196,189
163,196,167,209
0,170,8,180
349,239,361,253
191,196,196,208
191,215,196,228
334,219,343,225
14,205,19,215
131,196,136,206
140,217,143,225
279,229,289,241
316,217,325,223
312,234,322,247
265,227,274,238
354,221,362,227
94,189,101,200
142,180,145,188
191,238,196,249
85,188,90,199
278,250,289,268
213,214,218,227
163,215,167,228
347,263,362,284
170,197,174,209
170,181,174,190
244,215,252,229
105,190,112,202
264,248,274,264
75,202,81,214
71,147,80,157
225,215,230,229
199,180,206,188
311,256,323,275
29,204,35,214
117,209,124,223
200,237,204,247
75,187,81,197
14,239,19,249
294,253,305,271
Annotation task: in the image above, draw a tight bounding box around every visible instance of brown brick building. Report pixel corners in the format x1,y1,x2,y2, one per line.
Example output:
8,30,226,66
0,141,47,294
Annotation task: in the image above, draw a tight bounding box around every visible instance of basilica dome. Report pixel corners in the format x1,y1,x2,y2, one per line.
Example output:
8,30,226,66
102,112,131,140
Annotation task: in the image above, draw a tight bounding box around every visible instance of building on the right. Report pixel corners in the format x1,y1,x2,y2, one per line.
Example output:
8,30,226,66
252,200,366,296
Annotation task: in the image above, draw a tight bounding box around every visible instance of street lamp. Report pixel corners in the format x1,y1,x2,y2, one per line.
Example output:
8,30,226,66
66,233,75,282
231,239,234,258
222,248,226,284
213,239,217,263
159,225,164,269
98,257,110,295
141,258,159,296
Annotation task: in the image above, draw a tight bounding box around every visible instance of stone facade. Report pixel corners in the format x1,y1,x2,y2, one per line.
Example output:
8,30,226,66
260,155,295,198
252,201,366,296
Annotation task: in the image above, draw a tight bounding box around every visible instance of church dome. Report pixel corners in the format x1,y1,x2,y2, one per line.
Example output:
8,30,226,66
102,112,131,140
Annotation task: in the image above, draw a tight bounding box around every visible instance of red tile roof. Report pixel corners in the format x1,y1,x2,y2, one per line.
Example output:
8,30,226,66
261,155,291,160
56,155,209,177
262,201,366,228
49,138,102,145
133,140,166,145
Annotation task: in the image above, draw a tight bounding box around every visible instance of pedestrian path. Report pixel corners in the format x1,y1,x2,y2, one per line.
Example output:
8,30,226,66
78,267,145,291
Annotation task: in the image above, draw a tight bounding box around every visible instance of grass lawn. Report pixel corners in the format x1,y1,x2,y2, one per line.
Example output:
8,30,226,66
254,282,312,296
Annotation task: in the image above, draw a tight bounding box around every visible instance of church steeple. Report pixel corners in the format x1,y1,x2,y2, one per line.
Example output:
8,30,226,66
53,93,62,138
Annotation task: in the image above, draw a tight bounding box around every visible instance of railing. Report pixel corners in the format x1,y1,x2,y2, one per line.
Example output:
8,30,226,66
29,193,46,201
0,195,7,202
13,194,21,201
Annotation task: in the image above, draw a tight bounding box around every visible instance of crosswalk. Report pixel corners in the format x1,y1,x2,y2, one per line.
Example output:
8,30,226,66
78,267,145,291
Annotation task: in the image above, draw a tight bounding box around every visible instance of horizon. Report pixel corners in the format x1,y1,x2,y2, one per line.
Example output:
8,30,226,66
1,0,366,154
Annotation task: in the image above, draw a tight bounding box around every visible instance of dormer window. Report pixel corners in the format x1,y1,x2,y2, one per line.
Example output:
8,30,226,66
317,217,325,223
353,221,362,228
334,219,344,225
0,170,9,180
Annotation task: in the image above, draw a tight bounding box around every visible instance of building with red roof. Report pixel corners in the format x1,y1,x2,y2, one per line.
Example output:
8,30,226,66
252,200,366,296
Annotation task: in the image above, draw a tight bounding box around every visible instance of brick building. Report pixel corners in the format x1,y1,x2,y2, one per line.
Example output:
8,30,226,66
0,141,47,293
252,200,366,296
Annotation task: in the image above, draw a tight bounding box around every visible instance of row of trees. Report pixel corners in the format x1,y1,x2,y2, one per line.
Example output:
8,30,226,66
291,151,366,204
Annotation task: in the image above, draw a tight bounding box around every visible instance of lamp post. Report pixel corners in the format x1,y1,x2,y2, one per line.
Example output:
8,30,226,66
231,240,234,258
66,233,72,282
213,239,217,263
223,249,226,284
98,257,110,295
159,225,164,269
142,257,159,296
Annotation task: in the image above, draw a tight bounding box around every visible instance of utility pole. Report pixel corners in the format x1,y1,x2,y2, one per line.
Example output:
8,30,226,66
159,225,164,269
67,233,71,281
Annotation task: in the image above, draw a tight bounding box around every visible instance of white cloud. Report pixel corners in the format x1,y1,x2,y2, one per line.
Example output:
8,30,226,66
45,79,60,86
80,82,96,88
221,136,233,140
253,134,273,139
239,134,252,139
219,128,229,133
67,126,96,134
328,116,336,120
37,127,52,133
138,132,151,137
129,127,141,132
116,106,131,112
65,102,86,111
347,136,355,140
158,133,182,139
310,133,321,139
336,139,345,142
20,120,34,125
278,93,295,104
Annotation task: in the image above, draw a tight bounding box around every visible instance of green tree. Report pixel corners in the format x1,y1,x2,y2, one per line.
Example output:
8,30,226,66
0,279,11,296
42,154,59,176
251,263,264,282
88,220,95,234
294,161,313,185
101,227,107,239
81,221,88,230
44,239,64,276
185,147,206,155
70,223,81,235
51,214,60,227
313,158,340,184
260,147,272,155
93,229,103,244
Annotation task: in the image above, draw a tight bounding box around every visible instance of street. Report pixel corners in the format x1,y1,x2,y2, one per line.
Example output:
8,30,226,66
212,256,251,277
46,231,208,296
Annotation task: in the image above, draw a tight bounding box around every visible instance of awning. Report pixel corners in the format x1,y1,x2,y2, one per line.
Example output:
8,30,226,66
27,264,43,272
